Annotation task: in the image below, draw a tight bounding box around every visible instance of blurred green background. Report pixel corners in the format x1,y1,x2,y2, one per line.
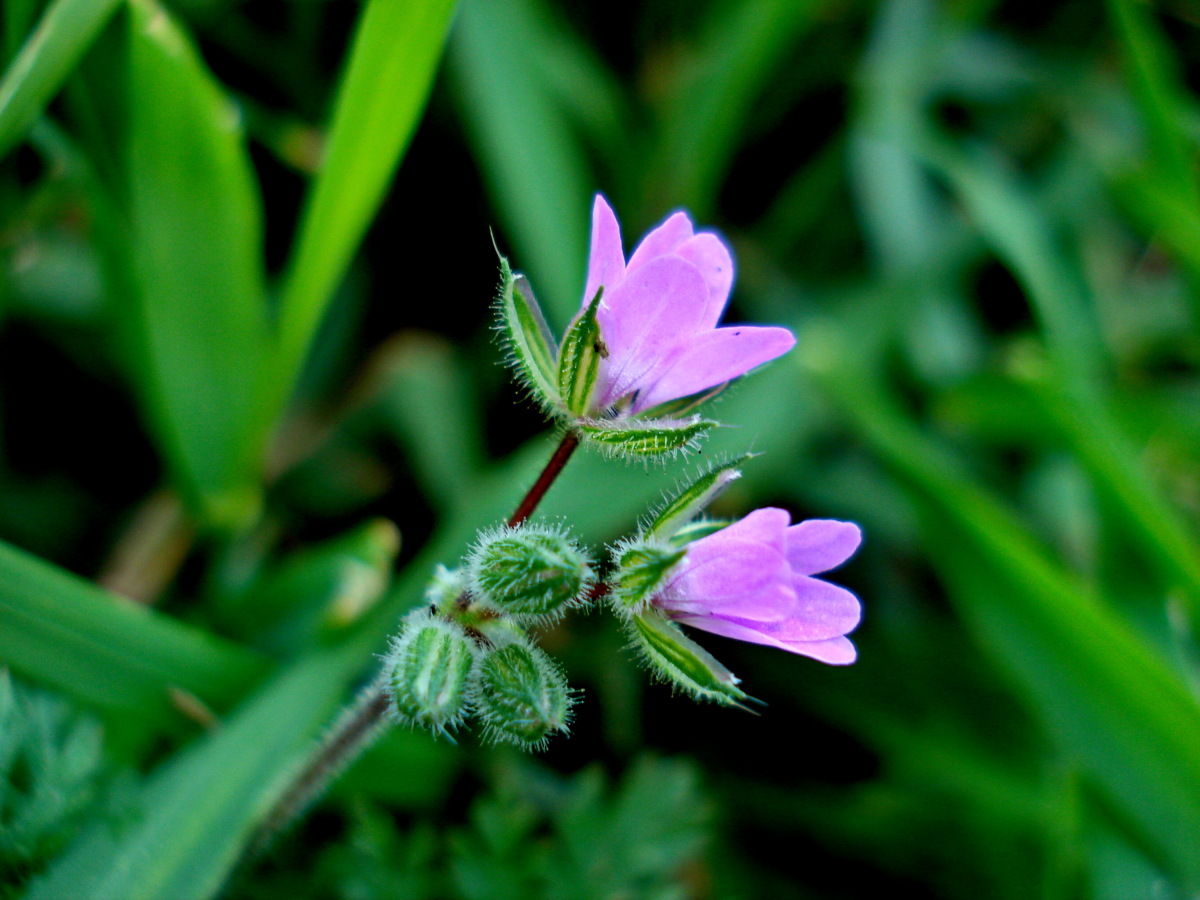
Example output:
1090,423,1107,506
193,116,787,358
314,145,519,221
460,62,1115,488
3,0,1200,897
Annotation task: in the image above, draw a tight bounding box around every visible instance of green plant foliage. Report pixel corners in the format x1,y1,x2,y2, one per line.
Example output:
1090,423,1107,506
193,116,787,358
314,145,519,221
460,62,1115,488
4,0,1200,895
0,672,111,894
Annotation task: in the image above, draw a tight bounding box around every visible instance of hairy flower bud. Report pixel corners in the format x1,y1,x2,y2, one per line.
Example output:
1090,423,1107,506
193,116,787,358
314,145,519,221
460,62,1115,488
467,524,593,620
385,610,477,733
473,638,572,748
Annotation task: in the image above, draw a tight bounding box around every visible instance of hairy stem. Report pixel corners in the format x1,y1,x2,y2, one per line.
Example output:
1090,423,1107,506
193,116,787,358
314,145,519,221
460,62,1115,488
508,430,581,527
250,677,391,856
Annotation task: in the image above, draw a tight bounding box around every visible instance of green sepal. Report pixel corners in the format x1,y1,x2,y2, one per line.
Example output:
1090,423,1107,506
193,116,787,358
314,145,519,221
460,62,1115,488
647,454,755,539
577,416,717,458
496,255,560,412
626,610,752,708
666,519,733,548
610,539,686,612
556,286,605,416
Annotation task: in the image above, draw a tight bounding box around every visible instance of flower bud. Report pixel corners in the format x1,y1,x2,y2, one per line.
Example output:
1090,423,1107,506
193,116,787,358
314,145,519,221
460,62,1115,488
609,538,686,613
385,610,477,733
467,524,593,620
473,638,572,748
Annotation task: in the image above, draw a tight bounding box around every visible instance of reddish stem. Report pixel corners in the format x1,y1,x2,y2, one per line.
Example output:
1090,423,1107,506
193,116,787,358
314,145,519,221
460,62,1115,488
507,430,581,527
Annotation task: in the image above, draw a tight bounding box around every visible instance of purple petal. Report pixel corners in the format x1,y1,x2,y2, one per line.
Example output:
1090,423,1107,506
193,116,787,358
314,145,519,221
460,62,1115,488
632,325,796,412
695,507,790,549
674,234,734,329
670,537,794,621
596,256,710,405
584,195,626,308
627,211,693,271
785,519,862,576
790,576,862,637
716,577,860,641
784,636,857,665
675,616,858,664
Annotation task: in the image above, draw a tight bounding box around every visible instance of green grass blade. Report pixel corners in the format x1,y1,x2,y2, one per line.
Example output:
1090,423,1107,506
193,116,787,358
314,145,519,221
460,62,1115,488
0,0,120,158
119,0,270,526
1106,0,1200,215
449,0,592,325
24,647,360,900
274,0,458,414
652,0,823,216
0,540,267,729
813,350,1200,889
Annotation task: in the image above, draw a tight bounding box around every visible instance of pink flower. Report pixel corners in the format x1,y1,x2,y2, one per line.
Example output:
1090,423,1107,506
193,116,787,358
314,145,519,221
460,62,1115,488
657,508,862,664
582,195,796,415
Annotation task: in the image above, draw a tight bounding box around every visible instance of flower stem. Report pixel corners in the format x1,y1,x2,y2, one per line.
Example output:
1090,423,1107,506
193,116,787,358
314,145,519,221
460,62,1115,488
250,429,585,854
508,430,581,527
250,676,391,856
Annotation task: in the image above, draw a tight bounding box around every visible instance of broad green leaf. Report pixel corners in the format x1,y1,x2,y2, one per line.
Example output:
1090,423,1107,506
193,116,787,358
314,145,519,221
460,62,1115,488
496,255,559,414
815,356,1200,890
578,416,717,459
0,540,267,730
0,0,120,158
118,0,270,527
449,0,592,323
556,286,603,416
646,454,752,539
626,610,749,708
25,646,361,900
274,0,458,417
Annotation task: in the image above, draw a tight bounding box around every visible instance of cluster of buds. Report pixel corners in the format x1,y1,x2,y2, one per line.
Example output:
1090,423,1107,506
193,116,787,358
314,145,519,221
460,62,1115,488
382,195,863,751
384,525,589,748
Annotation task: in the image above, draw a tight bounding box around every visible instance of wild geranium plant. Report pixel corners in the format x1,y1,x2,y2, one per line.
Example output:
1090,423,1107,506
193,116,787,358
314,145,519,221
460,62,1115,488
263,195,862,838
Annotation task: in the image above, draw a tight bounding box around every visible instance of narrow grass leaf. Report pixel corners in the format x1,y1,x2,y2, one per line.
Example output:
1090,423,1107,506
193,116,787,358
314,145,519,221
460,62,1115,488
0,0,120,158
274,0,458,414
0,540,267,729
449,0,592,324
816,357,1200,889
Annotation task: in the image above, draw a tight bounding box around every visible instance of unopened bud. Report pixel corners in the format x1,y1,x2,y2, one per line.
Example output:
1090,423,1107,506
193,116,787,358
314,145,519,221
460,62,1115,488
385,610,476,733
474,639,572,748
468,524,593,620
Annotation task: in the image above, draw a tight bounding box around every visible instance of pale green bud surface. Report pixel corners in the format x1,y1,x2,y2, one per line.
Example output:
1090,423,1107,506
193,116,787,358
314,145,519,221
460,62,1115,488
386,611,476,733
468,525,593,619
474,640,572,748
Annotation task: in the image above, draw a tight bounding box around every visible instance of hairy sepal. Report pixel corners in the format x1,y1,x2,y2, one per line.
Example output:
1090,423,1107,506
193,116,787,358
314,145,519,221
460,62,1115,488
609,537,685,614
577,415,716,459
626,609,752,709
496,255,560,413
646,454,755,539
556,287,605,416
